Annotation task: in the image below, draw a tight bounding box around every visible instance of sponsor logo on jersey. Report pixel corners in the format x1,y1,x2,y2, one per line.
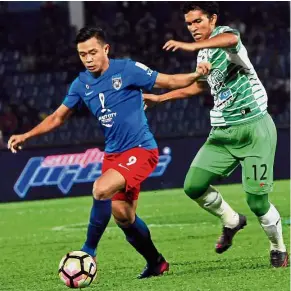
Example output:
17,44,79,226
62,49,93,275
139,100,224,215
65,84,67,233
219,89,232,101
98,93,117,127
208,68,225,92
13,148,172,198
98,109,117,128
214,89,234,110
112,74,122,90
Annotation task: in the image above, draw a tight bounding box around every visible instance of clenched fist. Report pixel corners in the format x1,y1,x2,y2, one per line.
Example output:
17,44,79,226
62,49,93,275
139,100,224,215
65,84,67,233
8,134,27,153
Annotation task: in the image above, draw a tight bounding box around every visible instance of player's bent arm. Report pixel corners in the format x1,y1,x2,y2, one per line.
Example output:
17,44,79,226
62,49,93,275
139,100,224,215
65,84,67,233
143,81,208,109
193,33,239,50
153,71,200,89
158,81,208,102
154,67,209,90
153,62,211,89
164,33,239,52
24,104,73,139
8,104,74,153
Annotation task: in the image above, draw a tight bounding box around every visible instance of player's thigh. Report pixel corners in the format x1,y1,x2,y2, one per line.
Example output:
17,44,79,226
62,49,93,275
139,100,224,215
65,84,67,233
240,114,277,194
112,184,141,203
241,155,275,195
93,169,126,200
110,148,159,191
112,199,138,226
191,140,239,178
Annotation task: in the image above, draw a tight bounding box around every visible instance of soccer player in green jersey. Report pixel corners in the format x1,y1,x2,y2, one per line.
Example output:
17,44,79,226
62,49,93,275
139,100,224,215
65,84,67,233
144,2,288,267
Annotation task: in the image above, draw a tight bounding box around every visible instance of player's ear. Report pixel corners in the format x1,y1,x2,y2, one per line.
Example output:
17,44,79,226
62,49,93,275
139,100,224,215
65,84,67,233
210,14,218,26
104,44,110,55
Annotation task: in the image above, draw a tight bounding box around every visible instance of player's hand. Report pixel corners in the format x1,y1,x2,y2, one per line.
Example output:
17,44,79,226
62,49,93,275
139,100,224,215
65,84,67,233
143,94,161,110
195,62,212,76
163,40,197,52
8,134,27,153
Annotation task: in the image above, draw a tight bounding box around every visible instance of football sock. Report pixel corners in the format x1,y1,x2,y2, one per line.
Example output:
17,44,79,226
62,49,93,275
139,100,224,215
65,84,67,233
195,185,239,228
258,203,286,252
81,198,112,257
118,215,160,265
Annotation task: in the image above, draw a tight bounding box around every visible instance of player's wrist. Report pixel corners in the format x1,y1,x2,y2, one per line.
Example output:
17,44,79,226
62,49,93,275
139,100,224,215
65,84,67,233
160,92,179,102
193,71,202,79
186,42,198,51
23,132,31,140
159,95,166,102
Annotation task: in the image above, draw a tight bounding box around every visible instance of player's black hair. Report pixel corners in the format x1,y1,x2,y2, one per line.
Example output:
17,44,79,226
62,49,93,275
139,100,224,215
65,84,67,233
75,26,107,45
182,2,219,18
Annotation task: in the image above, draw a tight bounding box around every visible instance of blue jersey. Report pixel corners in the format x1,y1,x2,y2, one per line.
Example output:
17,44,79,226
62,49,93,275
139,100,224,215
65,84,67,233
63,59,158,153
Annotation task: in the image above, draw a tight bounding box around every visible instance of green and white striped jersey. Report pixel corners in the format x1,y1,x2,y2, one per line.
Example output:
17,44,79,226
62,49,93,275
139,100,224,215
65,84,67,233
197,26,268,126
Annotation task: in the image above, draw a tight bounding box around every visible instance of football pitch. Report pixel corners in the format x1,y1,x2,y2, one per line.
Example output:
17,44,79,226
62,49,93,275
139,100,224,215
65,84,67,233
1,180,290,291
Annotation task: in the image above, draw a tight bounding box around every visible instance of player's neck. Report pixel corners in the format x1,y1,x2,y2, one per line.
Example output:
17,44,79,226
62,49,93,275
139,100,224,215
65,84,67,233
208,26,216,38
91,59,110,78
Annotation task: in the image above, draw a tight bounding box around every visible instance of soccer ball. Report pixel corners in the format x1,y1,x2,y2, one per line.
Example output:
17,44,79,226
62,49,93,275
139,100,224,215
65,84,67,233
58,251,97,288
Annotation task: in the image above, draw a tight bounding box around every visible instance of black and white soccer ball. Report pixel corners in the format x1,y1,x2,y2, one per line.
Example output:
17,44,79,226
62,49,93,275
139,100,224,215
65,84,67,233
58,251,97,288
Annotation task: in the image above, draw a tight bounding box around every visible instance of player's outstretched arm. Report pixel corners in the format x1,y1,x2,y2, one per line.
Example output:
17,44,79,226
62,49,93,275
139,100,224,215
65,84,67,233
163,33,239,52
154,62,211,90
143,81,207,109
8,104,73,153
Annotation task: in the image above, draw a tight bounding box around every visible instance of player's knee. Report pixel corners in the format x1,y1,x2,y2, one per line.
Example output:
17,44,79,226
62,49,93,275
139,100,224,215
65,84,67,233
247,199,264,216
184,179,208,200
113,212,135,227
112,204,135,227
183,167,212,200
114,216,133,227
92,181,111,200
246,193,270,216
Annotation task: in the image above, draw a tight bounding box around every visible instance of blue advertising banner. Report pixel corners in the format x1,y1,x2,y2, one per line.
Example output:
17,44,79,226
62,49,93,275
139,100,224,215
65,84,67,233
0,145,171,202
0,129,289,202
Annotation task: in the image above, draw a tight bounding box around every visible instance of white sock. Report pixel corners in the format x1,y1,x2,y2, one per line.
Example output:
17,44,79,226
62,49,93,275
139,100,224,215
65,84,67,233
258,203,286,252
195,185,239,228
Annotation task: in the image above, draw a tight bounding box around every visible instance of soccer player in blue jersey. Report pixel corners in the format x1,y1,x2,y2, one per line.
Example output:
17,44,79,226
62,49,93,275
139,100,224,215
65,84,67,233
8,27,211,278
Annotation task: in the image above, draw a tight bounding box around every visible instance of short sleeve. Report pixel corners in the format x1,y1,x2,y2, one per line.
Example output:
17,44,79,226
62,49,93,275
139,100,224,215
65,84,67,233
125,60,158,91
62,78,82,109
212,26,242,54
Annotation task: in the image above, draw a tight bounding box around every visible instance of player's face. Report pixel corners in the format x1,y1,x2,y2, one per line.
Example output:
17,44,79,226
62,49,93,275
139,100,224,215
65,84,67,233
77,37,110,73
184,9,217,41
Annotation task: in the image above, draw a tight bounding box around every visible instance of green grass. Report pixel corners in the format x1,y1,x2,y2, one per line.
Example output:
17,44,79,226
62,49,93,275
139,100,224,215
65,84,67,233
0,180,290,291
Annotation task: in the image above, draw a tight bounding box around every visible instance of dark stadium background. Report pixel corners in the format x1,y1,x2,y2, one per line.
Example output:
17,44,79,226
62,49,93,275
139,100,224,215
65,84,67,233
0,1,289,202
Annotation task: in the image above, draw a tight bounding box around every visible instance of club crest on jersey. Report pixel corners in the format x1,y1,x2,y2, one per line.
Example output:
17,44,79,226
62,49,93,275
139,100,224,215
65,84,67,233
112,74,122,90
